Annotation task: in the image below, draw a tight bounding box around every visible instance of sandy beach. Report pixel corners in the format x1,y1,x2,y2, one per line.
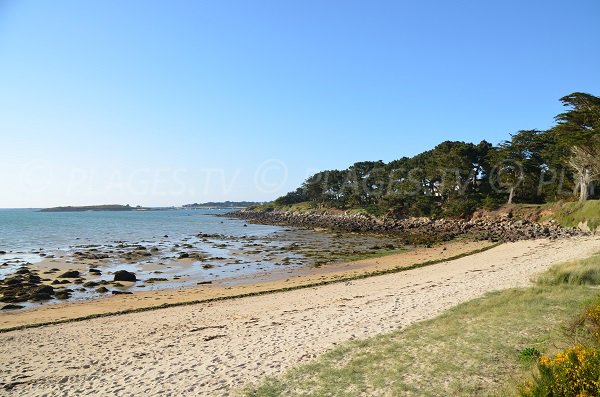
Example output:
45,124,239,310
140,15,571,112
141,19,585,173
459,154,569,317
0,239,488,330
1,236,599,396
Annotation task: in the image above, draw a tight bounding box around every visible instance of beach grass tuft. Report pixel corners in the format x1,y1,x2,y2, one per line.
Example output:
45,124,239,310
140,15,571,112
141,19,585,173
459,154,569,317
536,253,600,286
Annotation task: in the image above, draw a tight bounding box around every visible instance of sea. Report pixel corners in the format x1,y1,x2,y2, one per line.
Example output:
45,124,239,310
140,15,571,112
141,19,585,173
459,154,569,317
0,208,280,255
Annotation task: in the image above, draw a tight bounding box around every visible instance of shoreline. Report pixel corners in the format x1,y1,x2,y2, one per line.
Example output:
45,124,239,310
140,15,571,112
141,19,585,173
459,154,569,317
0,239,491,331
226,207,586,241
2,236,599,395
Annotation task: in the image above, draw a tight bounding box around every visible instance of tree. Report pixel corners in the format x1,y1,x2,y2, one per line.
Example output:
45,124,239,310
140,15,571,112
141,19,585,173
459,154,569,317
490,130,547,204
552,92,600,201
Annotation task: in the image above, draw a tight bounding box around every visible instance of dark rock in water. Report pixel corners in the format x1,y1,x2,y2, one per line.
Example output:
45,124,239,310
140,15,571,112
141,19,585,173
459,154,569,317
88,268,102,274
1,304,24,310
164,235,168,238
15,268,30,275
5,277,22,286
31,293,53,301
178,252,189,259
83,281,99,288
96,286,109,293
33,285,55,295
145,278,168,283
197,281,212,285
55,291,71,299
113,270,137,282
111,290,133,295
58,270,80,278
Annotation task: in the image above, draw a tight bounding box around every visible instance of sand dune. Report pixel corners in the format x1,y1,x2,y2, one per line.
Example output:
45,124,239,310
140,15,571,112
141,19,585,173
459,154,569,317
1,236,599,396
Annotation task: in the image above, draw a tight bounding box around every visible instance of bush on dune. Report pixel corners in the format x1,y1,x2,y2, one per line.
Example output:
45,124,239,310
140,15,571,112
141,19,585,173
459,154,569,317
520,296,600,396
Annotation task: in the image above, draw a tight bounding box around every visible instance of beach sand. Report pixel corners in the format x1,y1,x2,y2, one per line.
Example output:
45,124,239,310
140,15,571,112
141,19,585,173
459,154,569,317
0,239,488,330
1,236,599,396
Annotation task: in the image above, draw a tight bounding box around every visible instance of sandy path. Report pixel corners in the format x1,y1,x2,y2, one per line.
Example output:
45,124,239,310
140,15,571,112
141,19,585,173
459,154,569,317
1,237,599,396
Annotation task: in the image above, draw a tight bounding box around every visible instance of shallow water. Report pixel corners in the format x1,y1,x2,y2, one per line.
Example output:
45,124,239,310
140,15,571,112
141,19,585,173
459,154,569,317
0,208,408,309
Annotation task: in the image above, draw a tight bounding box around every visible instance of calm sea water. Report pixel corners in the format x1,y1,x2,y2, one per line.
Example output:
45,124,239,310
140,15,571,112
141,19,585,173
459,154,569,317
0,209,294,305
0,208,281,254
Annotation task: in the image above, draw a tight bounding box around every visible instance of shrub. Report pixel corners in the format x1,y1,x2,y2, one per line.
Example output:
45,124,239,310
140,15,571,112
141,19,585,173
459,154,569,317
520,298,600,396
520,344,600,397
443,198,479,218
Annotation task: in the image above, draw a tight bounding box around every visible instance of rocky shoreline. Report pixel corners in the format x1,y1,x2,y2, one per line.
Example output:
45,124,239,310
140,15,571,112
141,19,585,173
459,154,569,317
226,208,586,242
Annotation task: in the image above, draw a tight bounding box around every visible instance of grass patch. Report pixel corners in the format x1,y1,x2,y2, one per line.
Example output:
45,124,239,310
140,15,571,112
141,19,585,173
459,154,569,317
541,200,600,231
536,252,600,286
241,286,599,397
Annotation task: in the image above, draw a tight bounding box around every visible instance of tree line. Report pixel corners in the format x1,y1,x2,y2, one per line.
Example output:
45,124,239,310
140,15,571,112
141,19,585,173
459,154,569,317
274,92,600,218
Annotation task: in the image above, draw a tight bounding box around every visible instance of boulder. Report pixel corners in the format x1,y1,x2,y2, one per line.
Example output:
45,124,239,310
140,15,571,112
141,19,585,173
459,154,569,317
1,304,24,310
111,290,133,295
58,270,80,278
55,291,71,299
113,270,137,282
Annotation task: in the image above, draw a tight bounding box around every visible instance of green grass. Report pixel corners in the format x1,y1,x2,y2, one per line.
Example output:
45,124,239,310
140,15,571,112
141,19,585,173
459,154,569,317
536,252,600,286
241,280,600,396
540,200,600,231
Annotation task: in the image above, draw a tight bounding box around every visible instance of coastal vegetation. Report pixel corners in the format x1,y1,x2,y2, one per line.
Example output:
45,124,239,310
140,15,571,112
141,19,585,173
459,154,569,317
267,92,600,219
242,254,600,396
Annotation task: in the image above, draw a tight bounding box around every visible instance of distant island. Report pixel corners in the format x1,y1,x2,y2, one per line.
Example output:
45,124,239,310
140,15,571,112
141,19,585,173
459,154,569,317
40,204,165,212
182,201,262,209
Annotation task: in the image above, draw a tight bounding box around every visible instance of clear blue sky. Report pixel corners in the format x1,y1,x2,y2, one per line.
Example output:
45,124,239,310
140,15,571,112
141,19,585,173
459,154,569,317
1,0,599,207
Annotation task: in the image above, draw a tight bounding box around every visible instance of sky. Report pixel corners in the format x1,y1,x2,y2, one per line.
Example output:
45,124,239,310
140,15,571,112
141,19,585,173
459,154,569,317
1,0,599,208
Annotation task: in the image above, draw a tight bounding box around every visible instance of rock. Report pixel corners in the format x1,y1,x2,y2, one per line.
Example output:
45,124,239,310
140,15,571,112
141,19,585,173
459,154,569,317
83,281,99,288
178,253,189,259
113,270,137,282
31,293,53,301
1,304,24,310
33,285,55,295
111,290,133,295
145,278,168,283
96,286,109,293
55,291,71,299
58,270,80,278
226,208,586,243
